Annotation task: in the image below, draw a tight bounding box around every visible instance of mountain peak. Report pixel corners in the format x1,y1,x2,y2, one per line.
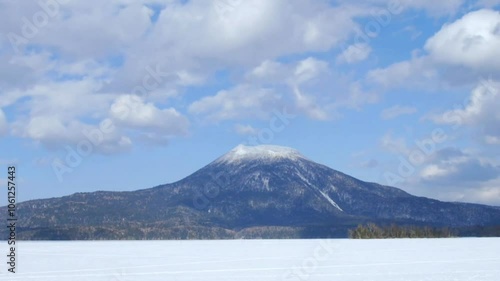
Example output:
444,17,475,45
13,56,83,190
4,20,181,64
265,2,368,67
215,144,306,164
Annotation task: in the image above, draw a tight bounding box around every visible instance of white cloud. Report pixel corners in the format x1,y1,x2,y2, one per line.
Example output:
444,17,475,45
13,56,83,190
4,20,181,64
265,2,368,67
292,57,329,85
287,58,332,120
465,181,500,205
381,105,417,120
245,60,289,84
336,0,465,16
3,0,493,156
247,57,330,87
430,79,500,142
0,109,7,136
420,164,451,179
24,116,71,143
403,25,423,41
336,43,372,64
425,9,500,71
380,132,410,154
234,124,258,136
12,116,131,154
245,57,376,120
380,144,500,205
25,80,111,119
188,85,282,122
4,77,134,153
7,1,154,58
485,135,500,145
445,79,498,124
140,0,362,69
0,51,55,97
400,0,465,15
360,159,379,169
110,95,189,138
291,85,329,120
367,9,500,91
418,182,500,205
0,0,370,149
367,56,437,89
246,57,368,121
249,60,283,78
416,147,500,203
475,0,500,8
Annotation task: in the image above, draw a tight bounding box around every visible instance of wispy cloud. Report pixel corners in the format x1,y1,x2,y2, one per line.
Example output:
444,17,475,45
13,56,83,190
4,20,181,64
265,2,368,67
381,105,417,120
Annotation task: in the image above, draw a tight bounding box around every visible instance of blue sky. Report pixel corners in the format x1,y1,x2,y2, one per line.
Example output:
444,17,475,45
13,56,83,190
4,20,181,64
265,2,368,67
0,0,499,205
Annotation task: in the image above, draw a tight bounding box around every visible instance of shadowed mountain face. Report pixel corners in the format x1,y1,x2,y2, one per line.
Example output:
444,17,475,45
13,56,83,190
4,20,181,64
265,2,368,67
2,145,500,240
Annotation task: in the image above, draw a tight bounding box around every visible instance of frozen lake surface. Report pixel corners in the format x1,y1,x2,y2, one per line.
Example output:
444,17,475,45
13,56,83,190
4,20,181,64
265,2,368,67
5,238,500,280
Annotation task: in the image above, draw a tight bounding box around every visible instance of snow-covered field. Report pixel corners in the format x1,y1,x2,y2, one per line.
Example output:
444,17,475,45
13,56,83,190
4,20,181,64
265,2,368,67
5,238,500,280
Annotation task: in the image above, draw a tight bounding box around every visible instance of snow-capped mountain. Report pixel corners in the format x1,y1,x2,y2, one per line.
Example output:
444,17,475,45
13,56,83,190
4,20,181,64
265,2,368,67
179,145,500,229
3,145,500,239
214,144,307,164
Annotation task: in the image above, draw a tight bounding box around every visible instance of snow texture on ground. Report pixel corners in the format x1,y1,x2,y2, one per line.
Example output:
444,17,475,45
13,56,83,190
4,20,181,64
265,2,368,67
4,238,500,280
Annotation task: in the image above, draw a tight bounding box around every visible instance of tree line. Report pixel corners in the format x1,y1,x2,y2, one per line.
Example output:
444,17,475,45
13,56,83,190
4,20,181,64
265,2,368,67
348,223,455,239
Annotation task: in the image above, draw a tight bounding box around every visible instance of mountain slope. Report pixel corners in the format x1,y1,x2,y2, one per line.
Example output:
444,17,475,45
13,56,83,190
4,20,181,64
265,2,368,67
2,145,500,239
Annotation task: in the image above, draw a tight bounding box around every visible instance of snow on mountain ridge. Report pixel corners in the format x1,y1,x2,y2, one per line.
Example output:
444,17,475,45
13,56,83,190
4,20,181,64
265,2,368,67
319,190,344,212
215,144,306,164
